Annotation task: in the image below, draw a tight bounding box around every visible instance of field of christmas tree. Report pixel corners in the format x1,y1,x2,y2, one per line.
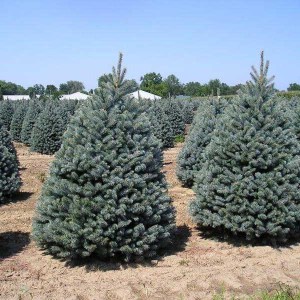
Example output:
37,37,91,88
0,53,300,299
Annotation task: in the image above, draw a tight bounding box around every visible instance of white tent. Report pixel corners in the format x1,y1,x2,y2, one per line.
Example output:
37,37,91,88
128,90,161,100
60,92,90,100
3,95,40,101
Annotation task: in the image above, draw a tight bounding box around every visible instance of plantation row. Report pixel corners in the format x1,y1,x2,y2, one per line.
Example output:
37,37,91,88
1,52,300,263
0,94,197,155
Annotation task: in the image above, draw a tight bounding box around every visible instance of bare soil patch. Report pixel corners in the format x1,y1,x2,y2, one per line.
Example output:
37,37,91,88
0,143,299,299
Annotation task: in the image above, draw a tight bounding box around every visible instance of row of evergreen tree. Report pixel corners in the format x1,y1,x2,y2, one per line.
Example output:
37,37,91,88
0,92,197,156
0,55,188,260
0,99,79,154
1,52,299,264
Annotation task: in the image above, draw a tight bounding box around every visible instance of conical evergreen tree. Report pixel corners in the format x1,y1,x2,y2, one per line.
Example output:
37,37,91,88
181,101,194,124
149,105,174,149
164,101,185,137
177,98,226,187
0,121,17,156
0,100,14,130
32,54,175,261
30,101,65,155
0,127,21,203
286,96,300,140
10,101,28,142
58,100,78,133
190,52,300,242
21,100,42,146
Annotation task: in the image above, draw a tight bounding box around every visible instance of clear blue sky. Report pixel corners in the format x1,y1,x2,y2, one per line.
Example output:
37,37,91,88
0,0,299,91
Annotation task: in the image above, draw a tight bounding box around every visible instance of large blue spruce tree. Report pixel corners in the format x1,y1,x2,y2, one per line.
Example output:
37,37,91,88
32,54,175,261
190,52,300,242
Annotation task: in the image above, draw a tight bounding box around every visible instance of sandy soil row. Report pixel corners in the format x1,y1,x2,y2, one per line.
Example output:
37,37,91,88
0,143,299,299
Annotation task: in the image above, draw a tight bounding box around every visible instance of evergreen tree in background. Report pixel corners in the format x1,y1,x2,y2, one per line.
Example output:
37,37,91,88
30,101,65,154
0,125,21,203
177,98,226,187
32,54,175,261
190,52,300,242
58,100,78,132
0,121,17,156
165,101,185,137
149,105,174,149
286,96,300,141
0,100,14,131
21,100,42,146
181,101,194,124
10,101,28,142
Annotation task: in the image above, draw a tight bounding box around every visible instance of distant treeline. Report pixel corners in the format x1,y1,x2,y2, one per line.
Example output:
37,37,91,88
1,75,300,100
0,80,88,99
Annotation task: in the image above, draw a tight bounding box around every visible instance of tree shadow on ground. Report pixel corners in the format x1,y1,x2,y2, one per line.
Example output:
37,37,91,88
65,224,191,272
196,225,300,250
1,192,33,205
0,232,30,260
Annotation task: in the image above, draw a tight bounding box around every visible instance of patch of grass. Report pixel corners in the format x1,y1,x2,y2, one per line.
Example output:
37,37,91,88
259,285,300,300
178,259,189,266
212,284,300,300
174,135,185,143
36,171,46,183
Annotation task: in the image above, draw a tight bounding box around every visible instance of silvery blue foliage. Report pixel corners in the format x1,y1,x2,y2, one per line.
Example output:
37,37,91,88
0,100,14,131
181,101,194,124
177,98,226,187
32,54,175,261
0,122,21,203
0,121,17,156
10,101,28,142
21,100,42,146
149,104,174,149
30,101,65,154
164,100,185,137
285,97,300,139
190,52,300,242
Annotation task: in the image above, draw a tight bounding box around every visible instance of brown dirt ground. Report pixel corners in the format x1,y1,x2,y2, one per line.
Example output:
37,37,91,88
0,143,300,300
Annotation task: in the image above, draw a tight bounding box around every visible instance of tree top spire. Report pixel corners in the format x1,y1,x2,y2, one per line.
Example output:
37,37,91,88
242,51,275,100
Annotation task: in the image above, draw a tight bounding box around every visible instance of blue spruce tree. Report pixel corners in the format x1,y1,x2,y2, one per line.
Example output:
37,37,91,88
32,54,175,261
190,52,300,242
149,105,174,149
21,100,42,146
10,101,28,142
0,100,14,131
30,101,65,154
163,100,185,138
0,122,21,203
177,98,226,187
181,101,194,125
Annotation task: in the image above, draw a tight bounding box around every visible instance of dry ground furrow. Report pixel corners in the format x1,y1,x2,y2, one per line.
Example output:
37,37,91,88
0,143,299,300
